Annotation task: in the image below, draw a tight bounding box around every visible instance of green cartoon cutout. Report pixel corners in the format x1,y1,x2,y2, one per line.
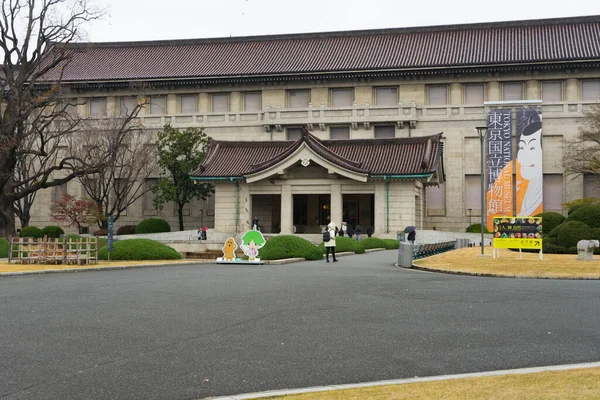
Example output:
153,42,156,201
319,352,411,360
240,230,266,261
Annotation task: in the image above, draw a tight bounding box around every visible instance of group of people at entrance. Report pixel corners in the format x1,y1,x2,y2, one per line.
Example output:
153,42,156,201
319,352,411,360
323,221,372,263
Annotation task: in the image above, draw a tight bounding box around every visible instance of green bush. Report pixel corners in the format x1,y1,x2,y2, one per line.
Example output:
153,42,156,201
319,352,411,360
41,226,65,238
566,204,600,228
259,235,323,261
98,239,182,260
0,237,8,258
318,236,366,254
360,237,388,249
381,239,400,250
466,223,490,233
533,212,565,235
555,221,595,249
568,203,588,215
117,225,137,235
543,242,570,254
135,218,171,234
19,226,43,238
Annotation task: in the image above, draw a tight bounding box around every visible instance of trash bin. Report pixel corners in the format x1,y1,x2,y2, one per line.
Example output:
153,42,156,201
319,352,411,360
397,231,405,242
397,242,414,268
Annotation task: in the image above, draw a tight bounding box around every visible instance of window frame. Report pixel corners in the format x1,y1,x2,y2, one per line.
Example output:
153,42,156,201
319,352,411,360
374,124,396,139
89,97,107,117
287,89,311,108
464,84,485,105
427,85,449,106
330,125,350,140
243,92,262,112
374,86,398,106
541,81,563,102
329,88,354,107
148,96,167,115
179,94,198,114
502,82,524,101
210,93,230,113
582,79,600,101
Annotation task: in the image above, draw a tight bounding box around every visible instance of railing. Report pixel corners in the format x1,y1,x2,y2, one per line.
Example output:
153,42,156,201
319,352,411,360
8,237,99,265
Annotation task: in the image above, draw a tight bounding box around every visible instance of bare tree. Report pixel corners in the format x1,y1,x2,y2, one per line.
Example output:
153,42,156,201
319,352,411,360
0,0,142,237
563,104,600,179
75,109,156,229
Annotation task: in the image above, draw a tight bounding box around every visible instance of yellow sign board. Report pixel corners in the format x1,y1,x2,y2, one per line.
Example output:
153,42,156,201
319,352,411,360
493,238,542,249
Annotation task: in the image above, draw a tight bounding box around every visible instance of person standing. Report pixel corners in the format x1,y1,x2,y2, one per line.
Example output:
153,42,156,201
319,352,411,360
408,230,416,245
340,222,347,237
252,216,259,231
324,221,338,263
366,225,373,238
347,225,354,239
355,224,362,241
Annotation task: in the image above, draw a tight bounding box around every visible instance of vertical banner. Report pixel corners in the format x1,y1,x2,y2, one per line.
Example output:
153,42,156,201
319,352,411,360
486,109,513,230
516,108,543,216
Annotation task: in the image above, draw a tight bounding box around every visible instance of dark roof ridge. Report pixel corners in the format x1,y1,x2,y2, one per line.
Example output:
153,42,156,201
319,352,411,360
63,15,600,49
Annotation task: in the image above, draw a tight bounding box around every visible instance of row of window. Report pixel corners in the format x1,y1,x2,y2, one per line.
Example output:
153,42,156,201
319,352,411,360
286,125,397,141
71,79,600,117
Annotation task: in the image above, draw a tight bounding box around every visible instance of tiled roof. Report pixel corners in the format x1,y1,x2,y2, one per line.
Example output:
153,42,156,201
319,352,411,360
44,16,600,82
193,130,444,181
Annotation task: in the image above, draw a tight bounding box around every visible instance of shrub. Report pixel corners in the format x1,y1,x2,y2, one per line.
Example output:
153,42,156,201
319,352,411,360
98,239,182,260
117,225,137,235
19,226,43,238
555,221,594,249
381,239,400,250
543,242,569,254
0,237,8,258
94,229,108,236
318,236,366,254
466,224,490,233
566,198,600,215
533,212,565,235
259,235,323,261
360,237,389,250
41,226,65,239
566,204,600,228
135,218,171,234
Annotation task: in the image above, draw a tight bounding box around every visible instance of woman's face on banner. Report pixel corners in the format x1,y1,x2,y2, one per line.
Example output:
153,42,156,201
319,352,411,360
518,128,542,180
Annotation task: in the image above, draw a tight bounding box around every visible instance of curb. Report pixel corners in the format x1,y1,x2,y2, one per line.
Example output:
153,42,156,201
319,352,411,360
201,361,600,400
410,264,600,280
0,261,207,277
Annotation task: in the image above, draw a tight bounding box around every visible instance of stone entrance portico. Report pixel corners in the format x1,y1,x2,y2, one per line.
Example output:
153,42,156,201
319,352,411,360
193,128,444,235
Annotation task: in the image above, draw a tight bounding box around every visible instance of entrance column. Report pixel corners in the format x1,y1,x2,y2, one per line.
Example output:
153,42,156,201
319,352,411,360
280,184,293,234
330,184,342,227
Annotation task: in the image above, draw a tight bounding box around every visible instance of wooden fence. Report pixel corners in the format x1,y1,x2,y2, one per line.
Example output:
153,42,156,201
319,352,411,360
8,237,99,265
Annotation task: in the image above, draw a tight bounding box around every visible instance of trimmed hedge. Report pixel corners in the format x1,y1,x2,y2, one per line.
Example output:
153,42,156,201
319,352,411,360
135,218,171,234
565,204,600,228
568,203,590,215
98,239,182,260
533,212,565,235
555,221,594,249
360,237,389,250
381,239,401,250
259,235,323,261
116,225,137,235
0,237,8,258
318,236,366,254
41,226,64,238
19,226,43,238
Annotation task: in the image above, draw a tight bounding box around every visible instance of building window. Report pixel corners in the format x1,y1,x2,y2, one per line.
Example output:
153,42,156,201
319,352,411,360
62,98,78,116
287,127,302,141
465,175,482,214
288,90,310,108
427,85,448,105
543,174,563,212
211,93,230,113
149,96,167,115
502,83,524,101
330,88,353,107
464,84,484,104
582,80,600,101
584,174,600,199
374,87,398,106
53,183,68,202
330,126,350,140
180,94,198,114
243,92,262,112
542,81,563,102
374,125,395,138
89,98,107,117
119,97,137,116
426,183,446,216
143,179,158,214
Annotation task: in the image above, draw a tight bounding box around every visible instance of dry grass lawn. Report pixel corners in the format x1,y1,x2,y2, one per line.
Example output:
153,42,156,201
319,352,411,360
0,259,199,273
268,367,600,400
413,246,600,278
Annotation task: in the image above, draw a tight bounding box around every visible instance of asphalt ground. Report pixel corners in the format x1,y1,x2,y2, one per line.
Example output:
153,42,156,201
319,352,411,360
1,250,600,400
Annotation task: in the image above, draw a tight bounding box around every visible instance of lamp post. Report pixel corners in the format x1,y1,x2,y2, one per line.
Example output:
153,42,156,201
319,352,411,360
476,126,487,256
468,208,472,232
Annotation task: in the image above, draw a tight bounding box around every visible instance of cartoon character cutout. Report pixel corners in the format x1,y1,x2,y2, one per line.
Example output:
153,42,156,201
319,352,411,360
222,237,237,261
240,230,266,261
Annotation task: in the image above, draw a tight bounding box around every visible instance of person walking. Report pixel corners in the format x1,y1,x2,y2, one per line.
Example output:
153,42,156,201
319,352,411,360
339,222,347,237
324,221,338,263
408,229,416,245
347,225,354,239
355,224,362,241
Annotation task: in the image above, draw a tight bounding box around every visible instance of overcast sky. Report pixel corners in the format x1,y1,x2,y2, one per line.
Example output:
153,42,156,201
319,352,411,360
86,0,600,42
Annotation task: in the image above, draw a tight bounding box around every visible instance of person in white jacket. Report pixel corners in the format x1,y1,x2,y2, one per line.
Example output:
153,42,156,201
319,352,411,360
324,221,338,263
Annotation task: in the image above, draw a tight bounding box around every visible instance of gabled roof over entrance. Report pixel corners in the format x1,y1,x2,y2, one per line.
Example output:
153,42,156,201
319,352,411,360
193,129,445,184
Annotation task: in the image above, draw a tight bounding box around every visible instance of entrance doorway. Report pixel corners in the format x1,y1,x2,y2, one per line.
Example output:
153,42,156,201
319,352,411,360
251,195,281,233
342,194,375,232
293,194,330,233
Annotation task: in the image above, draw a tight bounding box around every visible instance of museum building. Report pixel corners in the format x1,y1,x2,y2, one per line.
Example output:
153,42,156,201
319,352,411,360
33,15,600,234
